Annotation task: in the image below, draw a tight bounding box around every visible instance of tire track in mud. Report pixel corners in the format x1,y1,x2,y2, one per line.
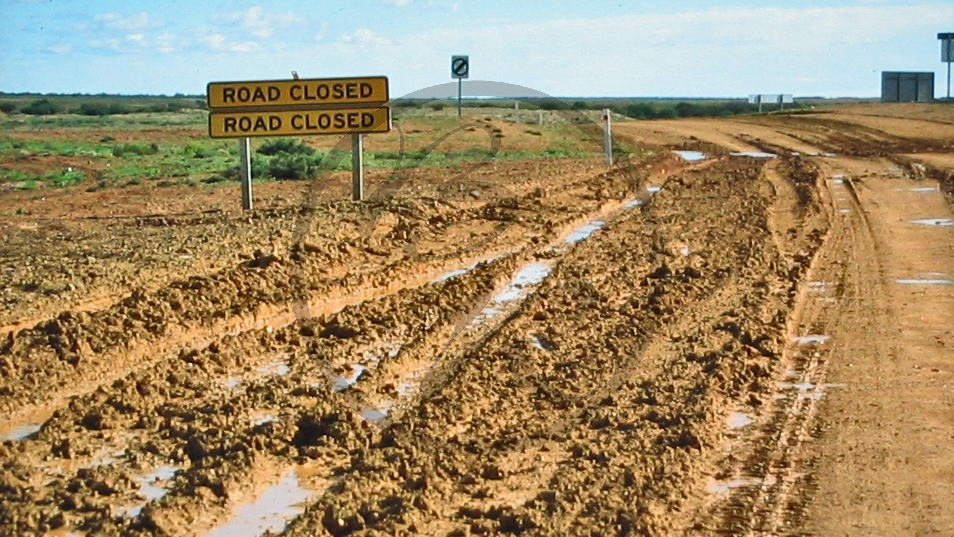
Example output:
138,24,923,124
0,255,526,536
693,158,887,536
0,158,656,429
0,155,686,536
251,157,822,537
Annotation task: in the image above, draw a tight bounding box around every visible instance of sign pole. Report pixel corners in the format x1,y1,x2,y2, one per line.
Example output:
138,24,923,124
451,55,469,118
352,133,364,201
239,137,252,211
948,61,951,100
602,108,613,166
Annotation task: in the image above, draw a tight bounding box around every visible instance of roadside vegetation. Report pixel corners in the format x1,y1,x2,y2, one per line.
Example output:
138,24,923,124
0,92,814,193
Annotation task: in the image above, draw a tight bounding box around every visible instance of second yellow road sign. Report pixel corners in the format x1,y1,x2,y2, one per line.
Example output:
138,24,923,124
208,107,391,138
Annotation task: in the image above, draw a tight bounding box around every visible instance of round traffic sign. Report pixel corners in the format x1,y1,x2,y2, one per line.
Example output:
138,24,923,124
451,56,469,79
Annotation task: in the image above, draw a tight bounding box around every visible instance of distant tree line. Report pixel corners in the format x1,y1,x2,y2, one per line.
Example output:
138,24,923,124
0,98,207,116
387,97,793,119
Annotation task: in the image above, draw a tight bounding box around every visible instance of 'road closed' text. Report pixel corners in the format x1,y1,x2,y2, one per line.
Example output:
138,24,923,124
208,108,391,138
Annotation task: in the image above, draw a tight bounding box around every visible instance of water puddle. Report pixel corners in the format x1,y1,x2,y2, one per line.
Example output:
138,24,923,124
708,476,763,494
565,221,605,244
673,150,706,161
728,412,753,429
839,209,850,214
792,335,830,345
432,268,469,283
257,360,290,377
483,262,552,316
623,199,644,209
0,423,42,442
205,469,314,537
832,175,845,185
332,364,367,392
730,151,776,159
895,278,953,285
224,377,242,389
431,257,500,284
909,218,953,227
777,381,844,400
252,413,276,426
121,465,180,518
364,342,403,363
360,406,388,422
529,334,557,351
910,186,939,193
645,186,662,193
807,281,829,292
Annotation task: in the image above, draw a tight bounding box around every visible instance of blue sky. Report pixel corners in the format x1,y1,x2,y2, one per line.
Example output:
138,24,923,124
1,0,952,98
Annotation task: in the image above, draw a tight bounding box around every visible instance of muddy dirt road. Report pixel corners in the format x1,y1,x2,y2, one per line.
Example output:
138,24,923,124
1,105,952,536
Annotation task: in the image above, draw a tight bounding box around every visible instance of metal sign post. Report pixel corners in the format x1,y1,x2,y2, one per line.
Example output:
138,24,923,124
602,109,613,166
451,55,469,118
940,33,954,100
352,133,364,201
239,137,252,211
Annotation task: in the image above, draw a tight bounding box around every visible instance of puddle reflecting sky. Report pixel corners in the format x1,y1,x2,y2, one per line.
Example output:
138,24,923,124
895,278,953,285
730,151,777,159
205,470,313,537
0,423,42,442
708,476,762,493
565,221,605,244
257,361,290,377
728,412,752,429
121,465,180,518
909,218,953,227
332,364,367,392
673,150,706,161
792,335,830,345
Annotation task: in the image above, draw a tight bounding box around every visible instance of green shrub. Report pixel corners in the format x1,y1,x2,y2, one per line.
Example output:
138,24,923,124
0,102,16,114
428,102,445,111
265,154,325,180
257,138,315,156
113,142,159,157
0,169,30,183
49,170,84,187
182,141,215,158
21,99,62,115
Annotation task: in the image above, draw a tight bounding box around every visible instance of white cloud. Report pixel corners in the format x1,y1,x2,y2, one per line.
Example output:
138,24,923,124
198,32,259,53
47,44,72,54
94,12,156,31
156,33,177,54
314,22,329,42
383,0,412,6
88,38,122,52
340,28,390,46
125,33,147,46
221,6,302,40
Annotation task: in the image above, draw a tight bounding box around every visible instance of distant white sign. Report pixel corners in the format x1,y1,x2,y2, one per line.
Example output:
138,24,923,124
748,94,793,104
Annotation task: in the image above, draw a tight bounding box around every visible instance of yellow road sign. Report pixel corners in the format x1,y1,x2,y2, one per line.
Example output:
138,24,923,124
207,76,389,109
208,107,391,138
